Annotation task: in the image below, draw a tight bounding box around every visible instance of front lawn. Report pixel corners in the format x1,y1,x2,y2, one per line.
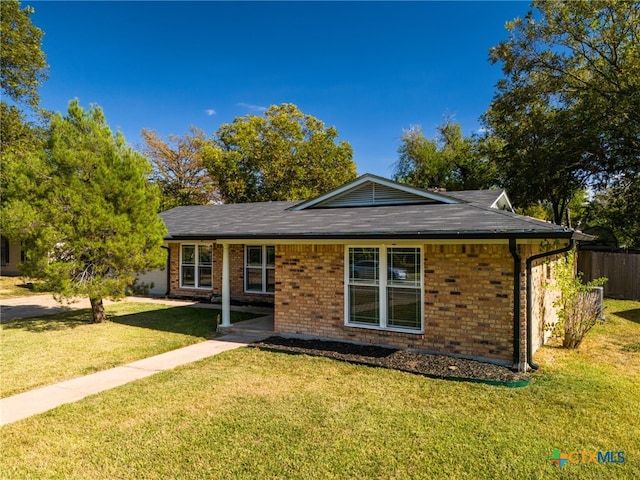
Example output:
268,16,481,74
0,275,47,299
0,302,259,397
1,300,638,479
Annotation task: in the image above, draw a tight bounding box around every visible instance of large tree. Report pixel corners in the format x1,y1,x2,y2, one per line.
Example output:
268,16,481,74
393,121,498,191
2,100,167,322
141,127,219,210
204,103,356,203
0,0,48,108
1,0,49,208
582,172,640,248
485,0,640,224
0,102,45,201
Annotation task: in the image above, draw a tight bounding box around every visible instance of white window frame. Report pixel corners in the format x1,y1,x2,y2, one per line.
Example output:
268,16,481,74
179,243,213,289
244,245,275,294
344,245,424,334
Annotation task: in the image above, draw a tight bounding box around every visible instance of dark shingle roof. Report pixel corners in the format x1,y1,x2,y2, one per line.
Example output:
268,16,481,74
447,189,506,206
160,200,577,240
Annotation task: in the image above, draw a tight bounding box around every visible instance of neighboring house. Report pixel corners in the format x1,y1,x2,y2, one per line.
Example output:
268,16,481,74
135,256,169,296
159,174,588,371
0,235,23,276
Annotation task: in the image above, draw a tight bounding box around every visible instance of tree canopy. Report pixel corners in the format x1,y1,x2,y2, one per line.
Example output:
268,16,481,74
141,127,219,210
0,0,48,108
2,100,167,322
485,0,640,225
203,103,357,203
582,173,640,248
1,0,49,215
393,121,498,191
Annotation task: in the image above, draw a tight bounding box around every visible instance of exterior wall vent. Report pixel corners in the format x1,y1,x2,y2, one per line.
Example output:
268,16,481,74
313,182,438,208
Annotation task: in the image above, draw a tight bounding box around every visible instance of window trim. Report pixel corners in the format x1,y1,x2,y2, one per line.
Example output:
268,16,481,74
244,245,275,295
179,243,213,290
344,245,424,334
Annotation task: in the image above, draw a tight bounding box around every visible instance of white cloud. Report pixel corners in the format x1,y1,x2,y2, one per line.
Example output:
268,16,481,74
204,109,216,116
237,102,267,113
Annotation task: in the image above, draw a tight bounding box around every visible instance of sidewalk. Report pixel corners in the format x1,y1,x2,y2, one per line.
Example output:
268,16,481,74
1,294,274,426
0,332,269,426
0,294,273,322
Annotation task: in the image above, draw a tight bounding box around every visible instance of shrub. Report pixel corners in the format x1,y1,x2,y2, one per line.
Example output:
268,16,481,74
550,250,607,349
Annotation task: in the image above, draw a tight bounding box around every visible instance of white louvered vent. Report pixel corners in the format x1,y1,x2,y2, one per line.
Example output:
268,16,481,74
313,182,438,208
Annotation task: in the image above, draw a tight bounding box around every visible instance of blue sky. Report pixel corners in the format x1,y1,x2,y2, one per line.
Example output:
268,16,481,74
31,1,531,177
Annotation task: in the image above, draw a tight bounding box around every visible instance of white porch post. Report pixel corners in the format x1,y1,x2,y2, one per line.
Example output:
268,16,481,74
221,243,231,327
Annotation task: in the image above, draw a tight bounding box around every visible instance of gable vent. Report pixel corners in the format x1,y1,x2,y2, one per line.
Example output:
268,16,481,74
313,182,439,208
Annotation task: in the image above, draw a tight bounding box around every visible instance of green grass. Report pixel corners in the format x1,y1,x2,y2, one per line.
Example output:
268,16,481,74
0,302,259,397
1,300,639,479
0,275,47,299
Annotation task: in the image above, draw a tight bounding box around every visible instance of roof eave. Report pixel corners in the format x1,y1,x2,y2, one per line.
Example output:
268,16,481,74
165,230,580,242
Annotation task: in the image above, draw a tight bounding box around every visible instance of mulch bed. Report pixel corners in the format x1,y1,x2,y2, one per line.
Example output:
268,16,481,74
252,336,530,385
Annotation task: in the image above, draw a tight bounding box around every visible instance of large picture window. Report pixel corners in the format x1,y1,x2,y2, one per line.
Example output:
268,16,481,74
180,244,212,289
245,245,275,293
347,246,422,332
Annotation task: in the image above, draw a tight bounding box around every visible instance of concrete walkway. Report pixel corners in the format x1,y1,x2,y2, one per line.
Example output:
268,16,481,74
0,294,274,426
0,332,269,426
0,294,273,322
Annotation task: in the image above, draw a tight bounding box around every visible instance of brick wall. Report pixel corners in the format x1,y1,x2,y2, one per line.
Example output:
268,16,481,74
275,243,518,364
528,248,565,352
422,244,515,362
275,244,345,338
167,242,274,305
165,239,564,366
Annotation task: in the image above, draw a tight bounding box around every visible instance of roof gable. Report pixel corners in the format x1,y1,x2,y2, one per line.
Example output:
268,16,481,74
289,174,461,210
447,189,514,212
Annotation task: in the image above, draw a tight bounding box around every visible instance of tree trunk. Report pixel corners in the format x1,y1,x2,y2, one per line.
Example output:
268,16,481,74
90,297,106,323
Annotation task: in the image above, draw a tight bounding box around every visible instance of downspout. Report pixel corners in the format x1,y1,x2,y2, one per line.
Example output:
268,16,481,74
161,245,170,297
509,238,522,370
525,238,574,370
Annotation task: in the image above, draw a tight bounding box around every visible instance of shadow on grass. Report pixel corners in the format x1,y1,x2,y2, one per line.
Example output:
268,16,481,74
1,305,260,337
0,309,94,332
109,306,222,338
615,308,640,324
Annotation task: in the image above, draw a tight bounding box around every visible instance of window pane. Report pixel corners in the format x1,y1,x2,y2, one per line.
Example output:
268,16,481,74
181,266,195,287
266,246,275,267
198,267,212,287
198,245,212,265
182,245,195,265
266,268,275,292
246,268,262,292
349,248,379,284
247,246,262,266
388,248,420,286
387,287,421,329
349,285,379,324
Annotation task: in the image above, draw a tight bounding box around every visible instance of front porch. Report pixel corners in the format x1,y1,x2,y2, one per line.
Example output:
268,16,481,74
217,308,274,335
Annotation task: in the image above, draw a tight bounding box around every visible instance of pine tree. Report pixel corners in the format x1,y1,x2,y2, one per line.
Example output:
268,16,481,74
3,100,167,322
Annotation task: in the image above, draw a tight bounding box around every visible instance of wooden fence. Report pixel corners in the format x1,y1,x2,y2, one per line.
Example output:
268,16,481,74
578,250,640,300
